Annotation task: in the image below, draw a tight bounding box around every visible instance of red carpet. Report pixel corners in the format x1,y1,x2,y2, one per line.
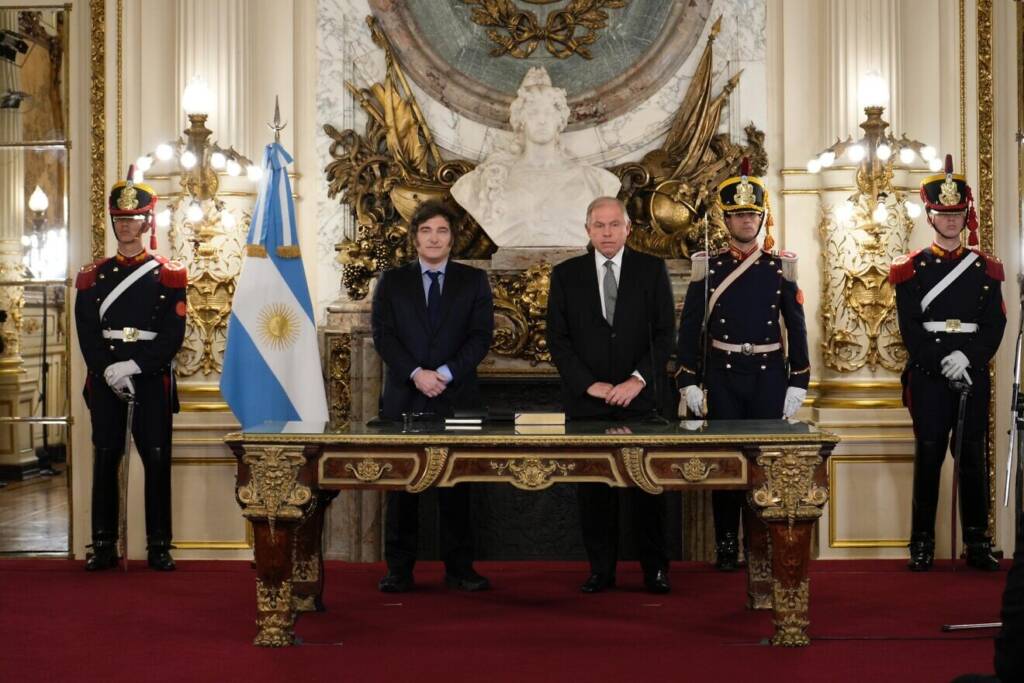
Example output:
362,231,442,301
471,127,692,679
0,559,1008,682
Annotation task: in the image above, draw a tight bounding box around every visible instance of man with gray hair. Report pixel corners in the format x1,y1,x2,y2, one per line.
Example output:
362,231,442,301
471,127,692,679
547,196,676,594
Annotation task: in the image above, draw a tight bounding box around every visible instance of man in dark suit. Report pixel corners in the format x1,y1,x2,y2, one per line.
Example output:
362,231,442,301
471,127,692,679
546,196,676,594
371,200,494,593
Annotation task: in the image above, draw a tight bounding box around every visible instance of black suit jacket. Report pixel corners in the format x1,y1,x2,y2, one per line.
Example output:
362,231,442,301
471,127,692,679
546,247,676,419
372,259,494,420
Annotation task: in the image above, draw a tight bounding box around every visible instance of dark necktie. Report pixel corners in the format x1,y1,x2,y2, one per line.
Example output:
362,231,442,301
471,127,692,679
427,270,442,329
603,260,617,324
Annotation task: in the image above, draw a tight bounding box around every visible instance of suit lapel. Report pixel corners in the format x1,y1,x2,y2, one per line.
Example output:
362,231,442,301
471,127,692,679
436,261,461,331
610,248,631,328
406,260,430,332
585,252,609,327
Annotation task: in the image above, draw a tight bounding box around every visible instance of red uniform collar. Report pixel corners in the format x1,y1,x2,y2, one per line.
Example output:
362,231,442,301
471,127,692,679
728,243,760,260
929,243,965,260
114,249,150,266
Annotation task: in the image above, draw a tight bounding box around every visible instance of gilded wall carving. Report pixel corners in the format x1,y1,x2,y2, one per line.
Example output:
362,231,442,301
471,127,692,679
168,205,250,377
818,196,911,373
460,0,628,60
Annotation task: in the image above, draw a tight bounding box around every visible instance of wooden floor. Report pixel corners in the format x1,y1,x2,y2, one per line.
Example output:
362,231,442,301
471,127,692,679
0,467,69,554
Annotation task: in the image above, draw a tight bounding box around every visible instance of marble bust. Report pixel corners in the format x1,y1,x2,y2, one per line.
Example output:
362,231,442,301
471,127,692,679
451,67,621,249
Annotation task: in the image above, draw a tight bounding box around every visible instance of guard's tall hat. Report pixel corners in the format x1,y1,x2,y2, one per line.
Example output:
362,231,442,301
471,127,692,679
108,165,159,249
716,157,775,249
920,153,978,247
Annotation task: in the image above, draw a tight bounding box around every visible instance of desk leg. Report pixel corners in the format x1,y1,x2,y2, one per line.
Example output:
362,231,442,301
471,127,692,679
742,502,772,610
252,520,300,647
749,449,828,647
236,445,315,648
292,491,338,614
766,520,814,646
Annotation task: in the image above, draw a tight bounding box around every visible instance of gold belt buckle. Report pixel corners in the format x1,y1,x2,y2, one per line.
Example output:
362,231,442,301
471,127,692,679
945,319,962,333
122,326,139,342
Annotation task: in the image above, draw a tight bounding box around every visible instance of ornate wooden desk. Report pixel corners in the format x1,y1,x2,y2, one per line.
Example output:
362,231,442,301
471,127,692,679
226,419,838,648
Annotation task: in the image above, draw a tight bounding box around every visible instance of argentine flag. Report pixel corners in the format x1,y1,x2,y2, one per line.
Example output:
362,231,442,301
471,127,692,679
221,142,328,429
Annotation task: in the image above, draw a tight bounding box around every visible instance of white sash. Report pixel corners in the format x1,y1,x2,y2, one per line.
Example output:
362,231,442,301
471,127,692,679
920,251,978,312
99,259,161,321
704,250,761,326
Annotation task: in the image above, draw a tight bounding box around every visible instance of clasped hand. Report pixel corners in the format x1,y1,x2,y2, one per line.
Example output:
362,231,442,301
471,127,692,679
940,350,971,382
588,376,644,407
413,369,448,398
104,360,140,396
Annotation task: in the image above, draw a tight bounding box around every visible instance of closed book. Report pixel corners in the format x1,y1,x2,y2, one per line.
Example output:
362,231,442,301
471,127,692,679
445,418,483,425
514,411,566,426
515,424,566,435
445,424,482,431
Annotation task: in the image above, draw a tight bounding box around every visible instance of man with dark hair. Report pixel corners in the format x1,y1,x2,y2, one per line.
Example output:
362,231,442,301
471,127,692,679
890,154,1005,572
371,199,494,593
546,196,676,594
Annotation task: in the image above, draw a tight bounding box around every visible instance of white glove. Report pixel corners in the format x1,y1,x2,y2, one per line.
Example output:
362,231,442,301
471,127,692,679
682,385,705,417
111,375,135,397
941,350,970,381
782,387,807,419
104,360,141,389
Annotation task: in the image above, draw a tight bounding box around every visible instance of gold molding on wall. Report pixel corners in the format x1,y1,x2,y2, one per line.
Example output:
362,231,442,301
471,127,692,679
89,0,106,259
828,455,915,548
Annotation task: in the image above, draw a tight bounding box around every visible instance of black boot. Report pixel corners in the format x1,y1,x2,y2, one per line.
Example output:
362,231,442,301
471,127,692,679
908,440,944,571
959,442,999,571
964,527,999,571
142,446,174,571
908,532,935,572
712,490,742,572
147,545,176,571
715,532,740,572
85,542,119,571
88,447,123,571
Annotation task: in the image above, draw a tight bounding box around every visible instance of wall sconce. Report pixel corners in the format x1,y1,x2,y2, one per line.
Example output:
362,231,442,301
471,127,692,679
136,75,257,258
807,72,936,225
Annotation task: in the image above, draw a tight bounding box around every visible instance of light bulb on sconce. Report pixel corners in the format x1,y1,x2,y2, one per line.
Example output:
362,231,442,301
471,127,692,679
928,157,943,172
28,185,49,214
906,202,922,219
182,75,213,117
847,144,865,163
859,71,889,110
899,147,916,164
221,210,237,229
876,144,892,161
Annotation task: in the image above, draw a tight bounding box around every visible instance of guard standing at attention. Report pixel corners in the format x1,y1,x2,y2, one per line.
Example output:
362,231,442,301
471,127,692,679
75,166,187,571
890,154,1005,572
675,158,810,571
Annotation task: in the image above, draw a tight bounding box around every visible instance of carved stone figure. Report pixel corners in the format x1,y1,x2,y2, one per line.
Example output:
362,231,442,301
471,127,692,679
451,67,621,248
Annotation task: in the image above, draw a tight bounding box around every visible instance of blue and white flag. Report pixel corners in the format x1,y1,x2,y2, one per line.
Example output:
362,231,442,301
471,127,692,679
221,142,328,429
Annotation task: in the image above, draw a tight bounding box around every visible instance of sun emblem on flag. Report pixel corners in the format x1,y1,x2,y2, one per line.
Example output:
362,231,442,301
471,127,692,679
258,303,300,351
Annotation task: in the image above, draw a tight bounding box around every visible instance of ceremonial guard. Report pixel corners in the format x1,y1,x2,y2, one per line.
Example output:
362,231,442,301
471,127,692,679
675,159,810,570
75,167,187,571
890,154,1005,572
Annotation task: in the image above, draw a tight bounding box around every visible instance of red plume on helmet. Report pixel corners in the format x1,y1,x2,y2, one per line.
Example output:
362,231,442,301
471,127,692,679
740,156,751,177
